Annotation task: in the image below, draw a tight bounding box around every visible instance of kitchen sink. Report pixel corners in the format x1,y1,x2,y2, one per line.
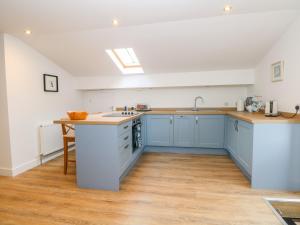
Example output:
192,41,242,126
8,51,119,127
102,113,131,117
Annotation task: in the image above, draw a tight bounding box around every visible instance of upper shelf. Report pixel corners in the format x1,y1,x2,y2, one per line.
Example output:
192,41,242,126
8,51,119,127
74,70,255,90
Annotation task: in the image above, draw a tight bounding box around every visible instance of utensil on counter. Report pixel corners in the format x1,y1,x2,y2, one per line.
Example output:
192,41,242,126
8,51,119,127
265,100,279,117
236,99,245,112
136,104,151,112
245,96,263,112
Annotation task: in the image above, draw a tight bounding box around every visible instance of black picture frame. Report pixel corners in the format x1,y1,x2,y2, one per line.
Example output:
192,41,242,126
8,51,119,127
43,74,59,92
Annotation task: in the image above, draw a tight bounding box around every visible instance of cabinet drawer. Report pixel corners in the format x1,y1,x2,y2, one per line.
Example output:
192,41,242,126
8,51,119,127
119,131,132,147
119,142,132,174
118,121,132,136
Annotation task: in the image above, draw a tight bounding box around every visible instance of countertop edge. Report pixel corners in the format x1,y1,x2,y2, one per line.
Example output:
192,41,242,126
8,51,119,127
53,111,300,125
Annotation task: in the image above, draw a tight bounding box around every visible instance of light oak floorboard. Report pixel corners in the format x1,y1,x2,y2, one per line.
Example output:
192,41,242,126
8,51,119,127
0,151,299,225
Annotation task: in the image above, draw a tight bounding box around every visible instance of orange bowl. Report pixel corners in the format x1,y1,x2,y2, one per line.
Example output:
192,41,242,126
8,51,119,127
67,111,88,120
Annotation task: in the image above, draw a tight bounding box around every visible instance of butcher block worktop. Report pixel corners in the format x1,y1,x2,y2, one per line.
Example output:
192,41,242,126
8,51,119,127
54,113,141,125
226,111,300,124
54,109,300,125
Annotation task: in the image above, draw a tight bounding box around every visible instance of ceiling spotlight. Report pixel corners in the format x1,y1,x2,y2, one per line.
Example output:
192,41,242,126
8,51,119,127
224,5,232,12
112,19,119,26
24,29,31,35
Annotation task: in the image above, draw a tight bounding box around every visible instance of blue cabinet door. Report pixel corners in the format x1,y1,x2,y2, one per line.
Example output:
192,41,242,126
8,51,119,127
146,115,174,146
224,116,229,149
237,121,253,175
227,117,238,155
174,115,195,147
195,115,225,148
141,115,147,148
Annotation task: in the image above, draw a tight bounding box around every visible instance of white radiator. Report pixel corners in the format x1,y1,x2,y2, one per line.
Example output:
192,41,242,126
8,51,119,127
39,122,64,156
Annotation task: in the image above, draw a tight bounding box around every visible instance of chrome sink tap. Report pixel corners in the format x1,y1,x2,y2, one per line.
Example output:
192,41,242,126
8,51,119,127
193,96,204,111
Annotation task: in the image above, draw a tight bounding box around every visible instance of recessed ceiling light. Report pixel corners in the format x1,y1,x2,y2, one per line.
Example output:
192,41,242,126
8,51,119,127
24,29,31,35
112,19,119,26
224,5,232,12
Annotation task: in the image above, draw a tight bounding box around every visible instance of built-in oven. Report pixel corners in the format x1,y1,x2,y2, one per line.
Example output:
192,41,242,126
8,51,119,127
132,117,142,153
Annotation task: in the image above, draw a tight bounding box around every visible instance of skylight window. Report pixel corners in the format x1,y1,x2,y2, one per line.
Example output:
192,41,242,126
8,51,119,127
106,48,144,74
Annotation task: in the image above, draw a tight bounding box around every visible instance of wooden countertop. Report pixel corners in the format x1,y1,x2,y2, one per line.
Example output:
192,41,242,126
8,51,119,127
226,111,300,124
54,110,300,125
145,110,300,124
53,113,142,125
144,110,225,115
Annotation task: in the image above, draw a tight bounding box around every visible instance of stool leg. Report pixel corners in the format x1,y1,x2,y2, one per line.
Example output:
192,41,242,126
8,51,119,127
64,139,68,175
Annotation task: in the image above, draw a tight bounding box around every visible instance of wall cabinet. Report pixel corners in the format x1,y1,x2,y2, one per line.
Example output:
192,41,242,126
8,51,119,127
146,115,173,146
195,115,224,148
174,115,195,147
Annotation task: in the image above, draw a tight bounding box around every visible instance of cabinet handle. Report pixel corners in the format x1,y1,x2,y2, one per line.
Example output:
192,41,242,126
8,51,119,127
234,120,239,132
124,136,129,141
124,144,129,149
195,116,198,124
123,125,129,129
170,117,173,124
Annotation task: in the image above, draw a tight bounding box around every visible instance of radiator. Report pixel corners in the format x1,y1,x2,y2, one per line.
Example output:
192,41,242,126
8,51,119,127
39,122,64,156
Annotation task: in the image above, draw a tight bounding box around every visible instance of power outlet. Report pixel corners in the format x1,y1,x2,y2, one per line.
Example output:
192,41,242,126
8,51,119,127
295,105,300,111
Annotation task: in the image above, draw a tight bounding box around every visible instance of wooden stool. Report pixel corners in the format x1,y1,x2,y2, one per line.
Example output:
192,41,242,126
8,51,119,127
61,123,76,174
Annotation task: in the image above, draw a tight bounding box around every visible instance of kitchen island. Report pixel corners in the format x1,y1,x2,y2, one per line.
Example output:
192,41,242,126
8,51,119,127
55,113,144,191
54,109,300,191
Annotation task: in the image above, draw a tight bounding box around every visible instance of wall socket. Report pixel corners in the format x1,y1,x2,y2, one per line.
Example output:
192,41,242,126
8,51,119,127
295,105,300,111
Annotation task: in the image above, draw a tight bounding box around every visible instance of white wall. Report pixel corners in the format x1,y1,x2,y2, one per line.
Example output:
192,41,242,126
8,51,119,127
83,86,248,112
3,34,83,175
78,68,253,113
0,34,12,175
248,16,300,112
75,69,255,90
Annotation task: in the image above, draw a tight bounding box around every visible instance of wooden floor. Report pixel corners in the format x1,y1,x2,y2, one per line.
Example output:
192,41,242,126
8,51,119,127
0,152,299,225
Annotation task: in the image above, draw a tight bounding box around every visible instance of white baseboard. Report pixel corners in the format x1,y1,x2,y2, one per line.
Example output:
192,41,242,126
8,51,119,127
0,167,13,176
11,158,40,176
0,147,75,177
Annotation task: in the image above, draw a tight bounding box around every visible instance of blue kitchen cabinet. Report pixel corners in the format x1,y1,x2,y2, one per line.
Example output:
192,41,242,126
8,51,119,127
226,117,238,156
226,117,300,191
195,115,225,148
146,115,174,146
174,115,195,147
225,117,253,177
76,121,133,191
236,120,253,175
224,116,229,149
141,115,147,147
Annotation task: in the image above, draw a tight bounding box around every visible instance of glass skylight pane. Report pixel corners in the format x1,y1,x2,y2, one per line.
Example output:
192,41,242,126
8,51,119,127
114,48,140,66
106,48,144,75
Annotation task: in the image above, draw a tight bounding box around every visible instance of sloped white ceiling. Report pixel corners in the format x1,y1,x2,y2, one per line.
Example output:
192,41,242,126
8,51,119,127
0,0,299,76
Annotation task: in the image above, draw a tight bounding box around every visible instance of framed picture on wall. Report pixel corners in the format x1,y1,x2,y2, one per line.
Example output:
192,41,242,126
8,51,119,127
43,74,59,92
271,61,284,82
